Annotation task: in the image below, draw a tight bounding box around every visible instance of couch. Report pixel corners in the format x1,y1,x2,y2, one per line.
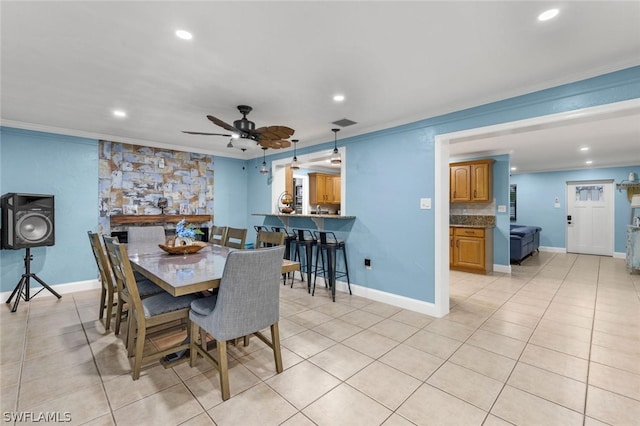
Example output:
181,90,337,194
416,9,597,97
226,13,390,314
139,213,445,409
510,225,542,264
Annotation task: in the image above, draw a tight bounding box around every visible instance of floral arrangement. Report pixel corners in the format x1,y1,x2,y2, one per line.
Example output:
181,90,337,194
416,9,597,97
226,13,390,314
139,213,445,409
175,219,204,239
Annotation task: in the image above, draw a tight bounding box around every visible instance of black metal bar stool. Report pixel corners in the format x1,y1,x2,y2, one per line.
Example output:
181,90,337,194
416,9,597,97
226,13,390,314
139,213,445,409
292,229,317,293
272,226,297,285
313,231,351,302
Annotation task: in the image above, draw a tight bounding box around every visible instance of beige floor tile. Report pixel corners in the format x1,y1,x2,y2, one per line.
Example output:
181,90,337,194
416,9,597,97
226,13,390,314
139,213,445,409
339,309,385,328
480,317,534,341
424,318,476,341
25,328,88,359
207,382,297,426
103,364,181,409
0,384,18,413
427,361,503,410
444,307,490,328
507,362,586,412
378,343,445,381
381,413,415,426
18,384,110,426
368,318,420,342
546,301,594,319
491,308,540,328
535,318,593,343
311,317,364,342
179,412,215,426
281,329,337,359
1,361,21,389
265,360,341,409
113,383,203,426
588,362,640,401
287,309,334,329
449,343,516,382
280,412,316,426
312,300,357,317
308,343,373,381
239,345,304,380
342,329,400,359
586,385,640,425
360,301,403,318
466,329,525,360
519,344,588,382
590,343,640,374
502,300,547,317
303,383,392,426
184,359,261,410
80,413,116,426
593,317,640,341
491,385,583,426
482,414,513,426
591,330,640,356
389,309,434,328
397,383,487,426
404,329,462,359
542,309,594,329
277,317,309,339
347,361,421,410
529,328,590,359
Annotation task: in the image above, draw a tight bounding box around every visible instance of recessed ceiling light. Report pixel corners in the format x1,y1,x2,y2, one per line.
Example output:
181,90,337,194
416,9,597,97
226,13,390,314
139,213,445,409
112,110,127,118
580,147,590,152
333,94,345,102
538,8,559,22
510,167,517,171
175,30,193,40
585,160,593,165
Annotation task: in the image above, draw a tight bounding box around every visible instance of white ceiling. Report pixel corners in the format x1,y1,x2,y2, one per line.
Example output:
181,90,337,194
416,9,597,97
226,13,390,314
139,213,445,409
1,1,639,173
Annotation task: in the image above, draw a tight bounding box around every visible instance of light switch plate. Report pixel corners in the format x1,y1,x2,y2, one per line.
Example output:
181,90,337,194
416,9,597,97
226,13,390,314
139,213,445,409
420,198,431,209
498,205,507,213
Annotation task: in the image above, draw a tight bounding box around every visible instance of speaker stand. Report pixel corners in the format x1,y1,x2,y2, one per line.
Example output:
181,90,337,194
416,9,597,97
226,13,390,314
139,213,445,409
6,248,61,312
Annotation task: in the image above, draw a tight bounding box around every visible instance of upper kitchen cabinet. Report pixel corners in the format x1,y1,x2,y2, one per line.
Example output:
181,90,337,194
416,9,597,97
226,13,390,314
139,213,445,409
450,159,494,203
309,172,340,204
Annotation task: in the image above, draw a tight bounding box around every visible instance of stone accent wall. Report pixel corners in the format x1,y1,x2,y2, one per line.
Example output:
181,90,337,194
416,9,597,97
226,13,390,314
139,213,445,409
98,140,214,233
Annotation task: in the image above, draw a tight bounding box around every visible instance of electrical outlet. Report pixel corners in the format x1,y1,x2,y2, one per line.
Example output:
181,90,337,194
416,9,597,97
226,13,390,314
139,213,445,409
420,198,431,209
364,258,372,270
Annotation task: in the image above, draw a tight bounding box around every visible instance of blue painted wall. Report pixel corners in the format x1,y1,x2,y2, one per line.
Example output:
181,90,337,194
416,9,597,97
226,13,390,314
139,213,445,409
2,66,639,301
510,165,640,253
0,128,99,292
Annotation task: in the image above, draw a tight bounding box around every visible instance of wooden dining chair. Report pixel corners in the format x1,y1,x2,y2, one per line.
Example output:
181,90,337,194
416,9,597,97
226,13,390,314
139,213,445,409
189,246,286,400
88,232,164,332
103,236,199,380
223,227,247,249
256,230,286,248
210,225,228,245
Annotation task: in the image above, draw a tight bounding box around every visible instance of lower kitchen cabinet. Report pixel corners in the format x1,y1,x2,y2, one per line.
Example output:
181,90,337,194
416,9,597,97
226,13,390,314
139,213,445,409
450,226,493,274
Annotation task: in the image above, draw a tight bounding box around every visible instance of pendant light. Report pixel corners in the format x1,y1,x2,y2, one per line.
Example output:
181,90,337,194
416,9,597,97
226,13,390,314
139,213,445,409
259,147,269,174
291,139,300,170
331,128,341,164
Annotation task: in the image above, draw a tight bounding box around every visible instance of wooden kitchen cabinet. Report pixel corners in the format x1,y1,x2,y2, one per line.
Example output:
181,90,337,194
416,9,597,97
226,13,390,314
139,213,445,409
450,226,493,274
450,159,494,203
309,173,340,204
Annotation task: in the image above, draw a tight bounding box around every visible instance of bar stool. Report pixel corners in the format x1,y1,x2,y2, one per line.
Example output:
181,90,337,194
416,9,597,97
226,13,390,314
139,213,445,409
272,226,297,286
292,229,317,293
313,231,351,302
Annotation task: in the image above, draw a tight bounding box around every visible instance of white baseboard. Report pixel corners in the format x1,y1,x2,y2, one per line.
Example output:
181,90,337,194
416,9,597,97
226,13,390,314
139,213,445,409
0,279,100,302
493,264,511,274
333,280,442,318
613,251,626,259
539,246,566,253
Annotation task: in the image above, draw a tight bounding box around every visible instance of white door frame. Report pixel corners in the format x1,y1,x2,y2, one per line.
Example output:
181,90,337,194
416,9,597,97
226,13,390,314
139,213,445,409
434,98,640,318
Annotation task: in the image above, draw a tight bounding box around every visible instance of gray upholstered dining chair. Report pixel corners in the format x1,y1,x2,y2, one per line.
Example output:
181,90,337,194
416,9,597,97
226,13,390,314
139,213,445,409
127,225,166,245
189,245,286,400
103,236,199,380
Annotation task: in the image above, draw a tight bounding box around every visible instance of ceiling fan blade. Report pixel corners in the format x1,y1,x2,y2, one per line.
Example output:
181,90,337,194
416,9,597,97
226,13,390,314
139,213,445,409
255,126,295,140
182,131,233,136
259,139,291,149
207,115,237,132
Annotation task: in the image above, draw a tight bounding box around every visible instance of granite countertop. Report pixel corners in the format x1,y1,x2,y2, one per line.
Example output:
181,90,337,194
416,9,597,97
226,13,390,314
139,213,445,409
450,214,496,228
254,213,356,219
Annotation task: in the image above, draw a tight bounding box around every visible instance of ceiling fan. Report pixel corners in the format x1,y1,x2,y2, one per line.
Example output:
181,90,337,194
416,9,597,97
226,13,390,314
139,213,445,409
182,105,294,149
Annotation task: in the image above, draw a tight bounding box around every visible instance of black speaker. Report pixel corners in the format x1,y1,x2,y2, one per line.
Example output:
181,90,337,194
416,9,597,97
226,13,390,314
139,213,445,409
1,193,55,249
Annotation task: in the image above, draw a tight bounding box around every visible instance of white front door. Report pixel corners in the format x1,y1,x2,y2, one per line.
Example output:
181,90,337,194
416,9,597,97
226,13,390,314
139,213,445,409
566,181,614,256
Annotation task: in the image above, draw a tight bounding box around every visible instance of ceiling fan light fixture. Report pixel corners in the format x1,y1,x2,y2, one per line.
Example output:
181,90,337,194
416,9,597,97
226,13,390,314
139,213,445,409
175,30,193,40
226,138,234,148
330,128,341,164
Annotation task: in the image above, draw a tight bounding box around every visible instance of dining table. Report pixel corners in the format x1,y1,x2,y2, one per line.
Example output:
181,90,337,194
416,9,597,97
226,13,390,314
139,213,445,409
127,243,300,296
